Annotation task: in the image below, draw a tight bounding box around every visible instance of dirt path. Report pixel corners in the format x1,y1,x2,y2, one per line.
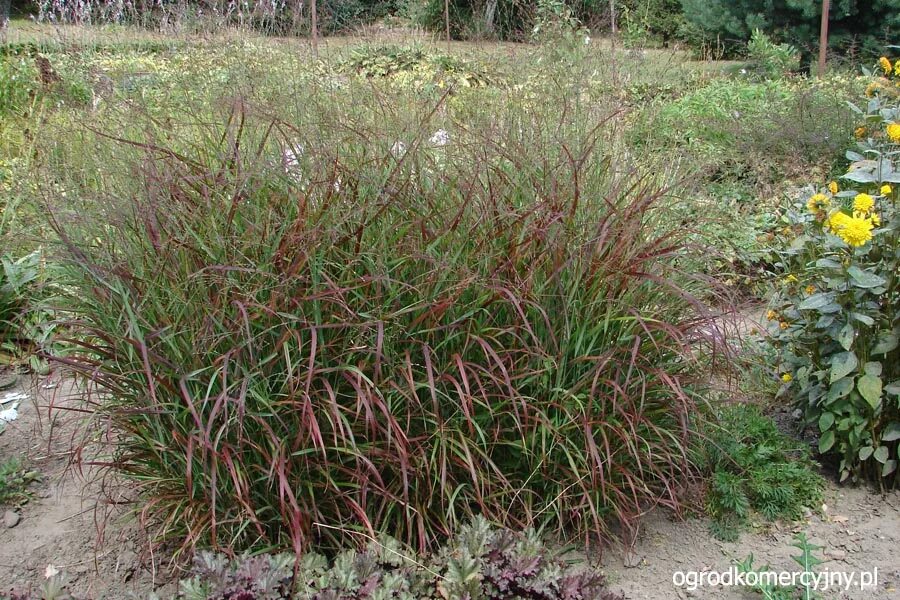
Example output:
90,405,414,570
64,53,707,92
0,373,175,599
600,484,900,599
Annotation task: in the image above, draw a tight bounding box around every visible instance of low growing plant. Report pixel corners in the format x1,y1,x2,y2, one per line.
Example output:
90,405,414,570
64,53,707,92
700,404,823,541
179,518,623,600
735,533,824,600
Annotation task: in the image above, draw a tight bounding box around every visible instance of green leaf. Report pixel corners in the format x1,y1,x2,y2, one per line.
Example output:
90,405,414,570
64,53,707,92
798,293,830,310
858,375,882,409
847,266,886,289
872,332,898,355
818,412,835,432
882,423,900,442
859,446,874,461
818,430,835,453
863,362,882,377
826,377,854,403
851,312,874,326
883,460,898,477
837,323,855,351
814,258,841,269
886,381,900,397
829,352,858,383
873,446,889,464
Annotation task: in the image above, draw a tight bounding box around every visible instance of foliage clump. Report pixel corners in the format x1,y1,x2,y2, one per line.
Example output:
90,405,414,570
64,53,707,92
178,518,623,600
768,57,900,483
339,44,493,88
52,79,719,557
700,404,823,541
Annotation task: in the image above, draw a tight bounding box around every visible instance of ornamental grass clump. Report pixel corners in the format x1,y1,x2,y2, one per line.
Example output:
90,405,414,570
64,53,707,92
50,94,722,558
768,58,900,484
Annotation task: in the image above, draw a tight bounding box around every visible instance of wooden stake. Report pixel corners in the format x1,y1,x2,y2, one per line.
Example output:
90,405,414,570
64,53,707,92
444,0,451,51
818,0,830,77
311,0,319,57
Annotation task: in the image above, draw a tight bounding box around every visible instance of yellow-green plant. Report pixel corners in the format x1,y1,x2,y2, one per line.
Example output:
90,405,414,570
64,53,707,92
767,58,900,483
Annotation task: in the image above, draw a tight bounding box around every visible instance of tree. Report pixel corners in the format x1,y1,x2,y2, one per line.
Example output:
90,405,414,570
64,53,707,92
680,0,899,59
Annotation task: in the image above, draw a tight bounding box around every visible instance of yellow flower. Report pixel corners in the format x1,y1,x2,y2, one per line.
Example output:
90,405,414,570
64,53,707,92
784,274,798,284
896,61,900,77
880,56,892,75
828,181,838,195
830,212,874,247
853,192,875,214
804,285,816,295
766,309,777,320
881,184,892,195
870,213,881,226
855,126,867,139
781,373,793,383
888,122,900,143
807,193,830,213
779,321,789,330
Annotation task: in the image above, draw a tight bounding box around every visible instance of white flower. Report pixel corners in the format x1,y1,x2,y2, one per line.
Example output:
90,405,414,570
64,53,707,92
391,141,407,158
583,35,591,45
282,142,304,183
428,129,450,147
282,142,304,169
45,564,60,579
333,177,342,192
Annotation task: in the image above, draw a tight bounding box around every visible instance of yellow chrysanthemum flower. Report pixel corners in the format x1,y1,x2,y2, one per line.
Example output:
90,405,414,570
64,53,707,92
853,193,875,214
828,181,838,194
779,321,789,330
804,285,816,295
766,309,777,320
807,193,830,213
784,274,798,284
830,212,874,247
854,126,867,139
781,373,793,383
881,184,893,195
888,122,900,143
880,56,893,75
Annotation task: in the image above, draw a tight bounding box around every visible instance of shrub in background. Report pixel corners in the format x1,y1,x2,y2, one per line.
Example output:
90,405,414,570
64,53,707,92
768,59,900,483
680,0,899,61
50,80,722,557
745,29,799,80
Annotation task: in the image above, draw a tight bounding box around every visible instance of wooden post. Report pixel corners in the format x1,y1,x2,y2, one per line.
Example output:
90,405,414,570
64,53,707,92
817,0,829,77
311,0,319,57
444,0,451,51
609,0,617,35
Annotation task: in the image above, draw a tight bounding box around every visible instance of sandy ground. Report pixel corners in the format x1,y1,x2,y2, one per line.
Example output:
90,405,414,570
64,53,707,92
0,373,176,599
1,367,898,599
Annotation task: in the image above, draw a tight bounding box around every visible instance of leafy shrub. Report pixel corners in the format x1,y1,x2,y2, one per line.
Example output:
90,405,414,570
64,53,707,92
0,251,40,348
680,0,900,60
51,89,721,557
178,518,623,600
339,44,493,87
531,0,586,43
633,76,854,186
745,29,799,80
700,404,823,541
767,59,900,483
